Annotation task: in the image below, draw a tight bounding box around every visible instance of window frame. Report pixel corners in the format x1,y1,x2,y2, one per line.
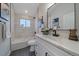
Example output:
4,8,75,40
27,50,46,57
20,19,31,28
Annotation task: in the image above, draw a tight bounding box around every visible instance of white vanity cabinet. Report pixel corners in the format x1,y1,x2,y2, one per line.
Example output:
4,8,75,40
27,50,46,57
35,35,72,56
35,37,54,56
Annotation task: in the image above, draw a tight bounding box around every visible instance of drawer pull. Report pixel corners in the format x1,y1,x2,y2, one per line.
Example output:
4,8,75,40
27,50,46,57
45,52,48,56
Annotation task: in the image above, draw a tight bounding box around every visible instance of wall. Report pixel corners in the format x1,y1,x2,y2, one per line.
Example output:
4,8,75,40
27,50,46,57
14,14,35,39
0,4,11,56
11,4,16,40
37,3,54,33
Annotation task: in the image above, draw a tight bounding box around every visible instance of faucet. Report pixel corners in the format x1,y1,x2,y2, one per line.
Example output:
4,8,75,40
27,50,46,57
53,26,59,37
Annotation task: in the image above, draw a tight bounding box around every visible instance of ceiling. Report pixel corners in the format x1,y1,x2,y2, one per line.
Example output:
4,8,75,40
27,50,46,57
13,3,39,17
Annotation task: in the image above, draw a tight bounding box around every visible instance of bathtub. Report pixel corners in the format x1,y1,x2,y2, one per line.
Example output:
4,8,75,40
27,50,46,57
11,37,34,51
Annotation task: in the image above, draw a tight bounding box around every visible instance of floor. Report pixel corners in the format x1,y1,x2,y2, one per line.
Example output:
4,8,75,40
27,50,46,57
10,46,36,56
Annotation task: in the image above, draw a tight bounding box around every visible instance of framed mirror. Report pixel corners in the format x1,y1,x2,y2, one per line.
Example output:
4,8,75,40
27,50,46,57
47,3,75,30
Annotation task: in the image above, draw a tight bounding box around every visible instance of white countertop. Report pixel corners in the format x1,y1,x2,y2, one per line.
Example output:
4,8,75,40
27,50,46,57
36,31,79,56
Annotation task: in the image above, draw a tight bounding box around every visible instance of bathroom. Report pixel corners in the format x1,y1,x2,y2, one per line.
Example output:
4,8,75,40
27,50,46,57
0,2,79,56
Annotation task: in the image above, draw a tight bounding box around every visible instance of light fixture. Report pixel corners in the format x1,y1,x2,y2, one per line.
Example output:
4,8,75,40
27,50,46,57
25,10,28,13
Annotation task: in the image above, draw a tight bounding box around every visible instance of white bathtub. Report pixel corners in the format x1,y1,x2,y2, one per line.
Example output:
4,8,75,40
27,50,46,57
11,37,34,51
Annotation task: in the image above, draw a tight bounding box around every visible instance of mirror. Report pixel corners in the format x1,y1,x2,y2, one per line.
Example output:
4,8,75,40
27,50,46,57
75,4,79,40
47,3,75,30
0,3,10,21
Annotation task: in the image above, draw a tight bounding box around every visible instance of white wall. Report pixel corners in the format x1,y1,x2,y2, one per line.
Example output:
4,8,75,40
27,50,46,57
11,4,16,40
0,4,11,55
37,3,54,33
14,15,35,39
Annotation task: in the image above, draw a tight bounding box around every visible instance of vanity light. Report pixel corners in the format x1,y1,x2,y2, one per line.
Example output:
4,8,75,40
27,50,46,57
25,10,28,13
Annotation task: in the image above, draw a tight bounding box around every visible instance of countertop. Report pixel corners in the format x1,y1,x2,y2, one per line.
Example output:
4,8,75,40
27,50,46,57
36,31,79,56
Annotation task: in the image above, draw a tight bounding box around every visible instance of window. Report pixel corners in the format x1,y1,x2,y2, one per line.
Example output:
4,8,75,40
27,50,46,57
20,19,30,27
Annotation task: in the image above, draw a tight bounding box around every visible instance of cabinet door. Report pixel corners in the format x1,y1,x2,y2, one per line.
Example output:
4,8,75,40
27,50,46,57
0,22,3,44
38,39,55,56
35,37,45,56
40,38,71,56
35,37,41,56
35,41,44,56
35,36,72,56
35,37,54,56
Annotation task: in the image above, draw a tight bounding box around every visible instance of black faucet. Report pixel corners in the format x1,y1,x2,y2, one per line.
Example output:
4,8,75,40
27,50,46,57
53,30,59,37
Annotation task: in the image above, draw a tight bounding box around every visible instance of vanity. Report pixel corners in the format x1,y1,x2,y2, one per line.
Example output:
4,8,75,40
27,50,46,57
35,3,79,56
35,31,79,56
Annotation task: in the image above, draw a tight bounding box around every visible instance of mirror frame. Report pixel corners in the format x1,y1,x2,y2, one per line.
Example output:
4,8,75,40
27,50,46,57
47,3,56,28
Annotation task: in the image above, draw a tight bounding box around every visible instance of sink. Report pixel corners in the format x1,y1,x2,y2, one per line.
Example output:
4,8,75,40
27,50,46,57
43,34,63,42
43,35,57,41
